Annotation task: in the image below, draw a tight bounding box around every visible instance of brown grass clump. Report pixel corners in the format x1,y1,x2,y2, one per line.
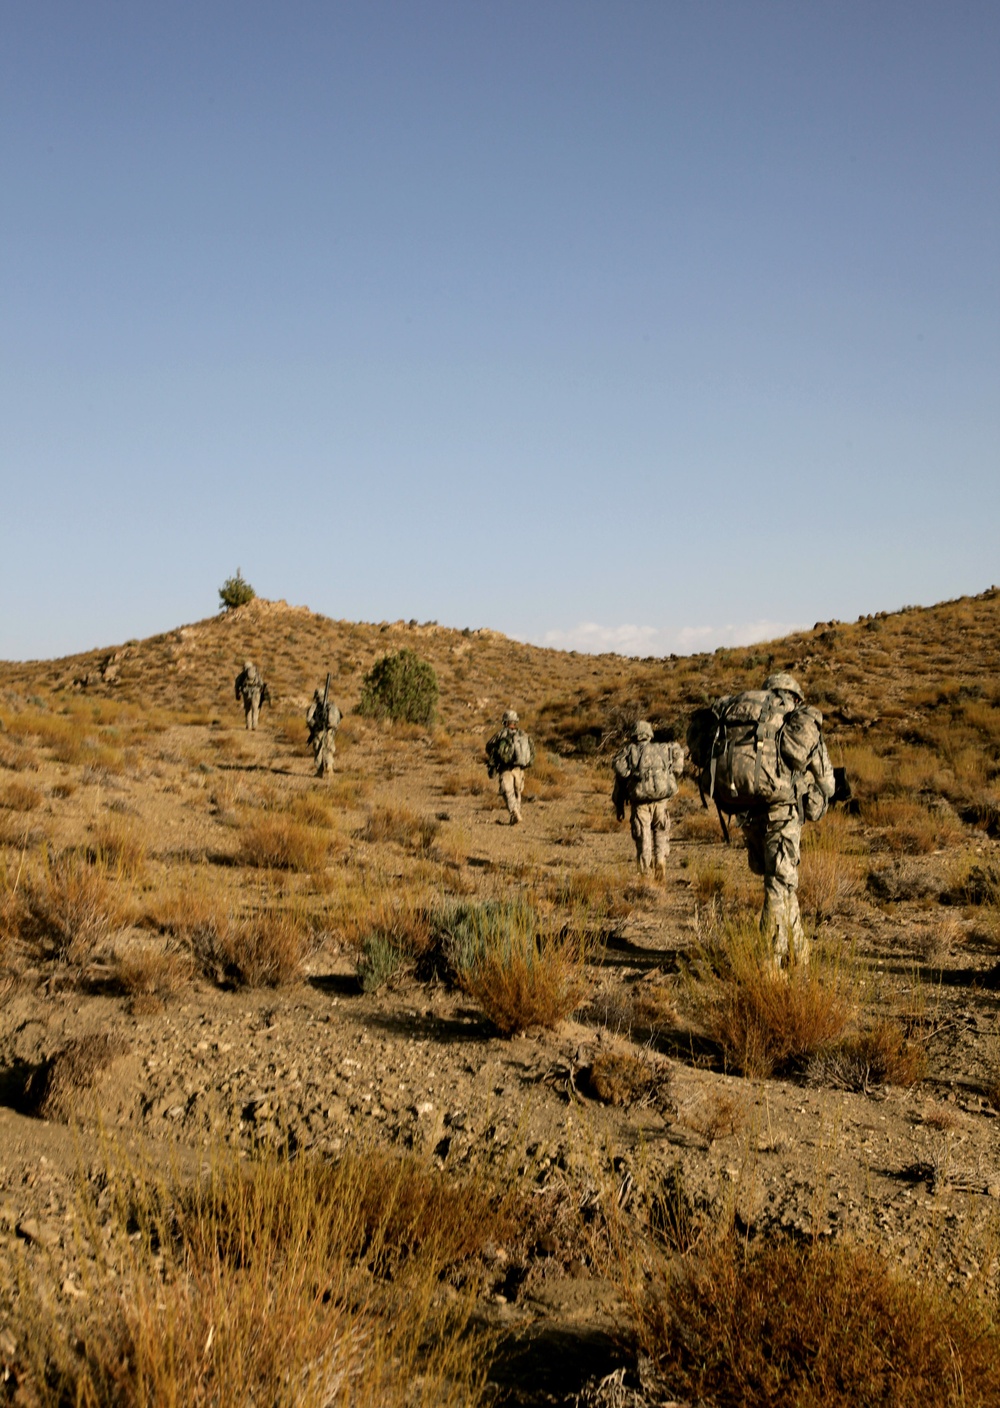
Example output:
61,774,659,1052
634,1233,1000,1408
24,851,127,963
440,767,487,797
239,814,329,871
6,1148,499,1407
111,941,195,1013
360,803,440,854
0,779,43,811
548,868,631,922
690,922,855,1077
586,1049,664,1107
192,902,310,988
452,902,588,1036
91,812,148,876
21,1033,129,1122
810,1019,928,1092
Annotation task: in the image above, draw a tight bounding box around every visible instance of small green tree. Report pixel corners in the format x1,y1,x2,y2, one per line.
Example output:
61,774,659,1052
218,568,256,612
358,649,439,727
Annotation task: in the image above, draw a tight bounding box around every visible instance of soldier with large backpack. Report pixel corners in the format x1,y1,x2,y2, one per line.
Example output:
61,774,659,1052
485,709,535,824
612,721,686,878
687,672,835,969
234,660,269,731
306,674,342,777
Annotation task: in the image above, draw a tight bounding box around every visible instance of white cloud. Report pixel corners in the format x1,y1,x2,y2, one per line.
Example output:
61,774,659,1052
530,618,806,657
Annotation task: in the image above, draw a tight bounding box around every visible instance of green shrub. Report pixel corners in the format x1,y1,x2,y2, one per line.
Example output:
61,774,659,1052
358,649,438,727
357,933,407,992
218,568,256,612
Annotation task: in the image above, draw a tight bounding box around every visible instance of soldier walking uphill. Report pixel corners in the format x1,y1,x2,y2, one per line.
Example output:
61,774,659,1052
688,672,835,970
234,660,270,731
307,676,342,778
485,710,535,824
612,722,686,877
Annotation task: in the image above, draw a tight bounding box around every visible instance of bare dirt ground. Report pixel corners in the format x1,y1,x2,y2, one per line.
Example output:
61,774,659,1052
3,594,1000,1403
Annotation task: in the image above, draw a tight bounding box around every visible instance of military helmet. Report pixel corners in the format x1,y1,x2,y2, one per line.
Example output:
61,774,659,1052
634,720,654,742
244,659,254,671
502,709,519,726
765,671,804,701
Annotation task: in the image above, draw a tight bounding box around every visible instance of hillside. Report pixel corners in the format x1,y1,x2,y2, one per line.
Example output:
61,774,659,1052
2,586,1000,1405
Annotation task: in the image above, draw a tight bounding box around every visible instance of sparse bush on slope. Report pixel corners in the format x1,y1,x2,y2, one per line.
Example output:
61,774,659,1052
358,649,438,727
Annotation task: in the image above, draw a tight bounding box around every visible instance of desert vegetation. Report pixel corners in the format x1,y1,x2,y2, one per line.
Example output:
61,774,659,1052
2,586,1000,1402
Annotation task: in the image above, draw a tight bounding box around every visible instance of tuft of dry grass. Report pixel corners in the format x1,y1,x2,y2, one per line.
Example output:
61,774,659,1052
20,1033,129,1122
451,901,589,1036
0,779,43,811
23,851,128,963
440,767,487,797
360,803,441,854
809,1019,928,1091
689,920,855,1078
5,1147,500,1407
586,1048,666,1107
632,1232,1000,1408
239,814,330,871
91,812,148,877
192,900,311,988
110,940,195,1012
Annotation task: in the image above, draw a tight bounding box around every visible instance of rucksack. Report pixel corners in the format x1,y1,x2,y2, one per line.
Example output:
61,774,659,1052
511,730,534,768
687,690,816,815
491,729,534,770
613,741,681,804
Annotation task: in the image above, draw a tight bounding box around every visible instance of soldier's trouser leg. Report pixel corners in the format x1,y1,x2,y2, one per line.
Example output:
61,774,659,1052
499,768,524,823
630,804,653,872
760,806,805,968
651,801,671,875
243,696,253,730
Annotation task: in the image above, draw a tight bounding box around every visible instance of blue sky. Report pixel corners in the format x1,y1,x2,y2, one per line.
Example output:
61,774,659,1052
2,1,997,661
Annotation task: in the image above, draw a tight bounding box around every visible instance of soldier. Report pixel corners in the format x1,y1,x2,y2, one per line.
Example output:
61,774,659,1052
738,673,834,969
234,660,268,730
612,721,685,877
485,709,535,824
306,678,342,777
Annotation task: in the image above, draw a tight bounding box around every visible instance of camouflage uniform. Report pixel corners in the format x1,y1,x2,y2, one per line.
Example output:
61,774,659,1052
234,660,266,731
613,722,685,876
306,689,342,777
485,709,533,824
739,673,835,968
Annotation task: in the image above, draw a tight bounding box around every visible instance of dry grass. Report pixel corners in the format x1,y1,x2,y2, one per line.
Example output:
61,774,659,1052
586,1049,666,1107
440,767,487,797
863,798,966,854
239,814,330,871
798,825,866,920
360,803,441,854
689,920,855,1077
0,779,43,811
547,867,632,922
446,900,589,1036
192,901,311,988
810,1019,928,1091
110,940,196,1012
632,1232,1000,1408
22,851,128,963
91,811,148,876
5,1148,501,1407
19,1033,128,1122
